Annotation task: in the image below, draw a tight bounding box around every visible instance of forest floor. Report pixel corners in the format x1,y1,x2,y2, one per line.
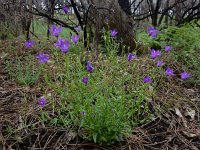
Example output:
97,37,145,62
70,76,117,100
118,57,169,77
0,40,200,150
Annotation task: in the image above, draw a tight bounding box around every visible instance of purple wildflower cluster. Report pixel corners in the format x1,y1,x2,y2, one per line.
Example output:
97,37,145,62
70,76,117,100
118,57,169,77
25,40,34,48
165,67,175,76
75,26,81,32
147,26,160,38
49,25,80,53
145,26,191,81
63,5,68,14
86,61,94,73
165,68,190,80
143,76,152,83
36,53,50,64
32,24,82,107
127,53,136,61
151,49,161,59
54,38,70,53
82,76,89,84
157,60,165,67
29,26,190,108
81,61,94,85
71,35,80,44
181,71,191,80
164,45,172,53
49,25,62,37
33,24,80,65
110,29,118,37
38,97,47,108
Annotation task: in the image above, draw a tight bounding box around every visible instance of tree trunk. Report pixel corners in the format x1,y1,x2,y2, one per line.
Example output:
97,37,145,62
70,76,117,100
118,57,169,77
158,0,169,26
175,0,182,24
47,0,55,39
118,0,132,15
87,0,136,52
164,0,169,26
27,0,33,40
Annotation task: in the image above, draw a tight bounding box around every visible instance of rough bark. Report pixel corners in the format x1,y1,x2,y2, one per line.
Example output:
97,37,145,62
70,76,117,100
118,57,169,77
118,0,132,15
47,0,56,39
86,0,136,52
22,0,33,40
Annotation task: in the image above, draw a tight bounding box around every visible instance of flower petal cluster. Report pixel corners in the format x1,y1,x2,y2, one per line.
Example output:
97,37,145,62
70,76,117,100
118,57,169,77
157,60,165,67
181,71,191,80
25,40,34,48
110,29,118,37
143,76,152,83
71,35,80,44
54,38,70,53
147,26,159,38
82,76,89,84
75,26,81,32
38,97,47,108
63,5,68,14
165,67,175,76
86,61,93,73
49,25,62,37
36,53,50,64
151,49,161,59
127,53,136,61
164,45,172,53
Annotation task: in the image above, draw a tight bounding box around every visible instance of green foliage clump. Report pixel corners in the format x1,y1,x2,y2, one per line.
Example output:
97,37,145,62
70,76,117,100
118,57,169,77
5,55,42,85
36,31,157,144
42,51,155,144
137,22,200,84
161,23,200,84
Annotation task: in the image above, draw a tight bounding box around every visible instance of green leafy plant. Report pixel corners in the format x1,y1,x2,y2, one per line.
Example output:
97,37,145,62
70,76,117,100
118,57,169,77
160,23,200,84
5,55,42,85
101,29,120,56
137,22,200,84
36,22,193,145
41,46,154,144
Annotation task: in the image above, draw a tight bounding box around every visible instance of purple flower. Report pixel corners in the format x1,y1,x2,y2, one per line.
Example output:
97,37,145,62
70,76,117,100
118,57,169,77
164,45,172,53
75,26,81,32
82,76,89,84
63,5,68,13
143,76,152,83
110,29,118,37
59,39,70,53
54,38,70,53
165,67,175,76
151,49,161,59
25,40,34,48
147,26,159,38
157,60,165,67
86,61,93,73
36,53,50,64
181,71,191,80
38,97,47,108
71,35,80,44
54,38,63,48
49,25,62,37
127,53,136,61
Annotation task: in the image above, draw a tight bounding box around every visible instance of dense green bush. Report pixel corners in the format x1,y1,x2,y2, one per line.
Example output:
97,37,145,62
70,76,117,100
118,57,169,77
137,21,200,84
42,40,154,144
